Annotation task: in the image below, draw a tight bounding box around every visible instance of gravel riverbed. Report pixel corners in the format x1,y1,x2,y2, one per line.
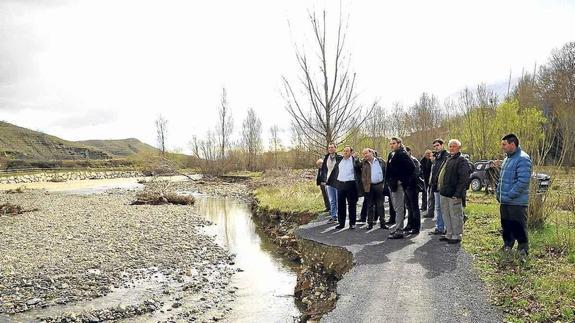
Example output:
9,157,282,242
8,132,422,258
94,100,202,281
0,180,249,322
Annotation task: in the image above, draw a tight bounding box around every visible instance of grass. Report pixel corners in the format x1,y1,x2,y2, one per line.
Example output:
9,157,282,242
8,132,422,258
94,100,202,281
255,180,325,213
463,191,575,322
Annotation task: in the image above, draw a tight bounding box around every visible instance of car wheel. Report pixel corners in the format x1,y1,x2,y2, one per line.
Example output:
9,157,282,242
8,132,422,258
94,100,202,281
470,178,482,191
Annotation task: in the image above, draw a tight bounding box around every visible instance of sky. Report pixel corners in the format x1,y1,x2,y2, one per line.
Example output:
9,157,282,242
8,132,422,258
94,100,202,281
1,0,574,153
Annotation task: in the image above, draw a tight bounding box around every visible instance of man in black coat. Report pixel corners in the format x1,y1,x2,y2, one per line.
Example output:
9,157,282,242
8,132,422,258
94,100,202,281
438,139,470,244
386,137,416,239
420,149,433,214
334,146,362,230
316,159,330,212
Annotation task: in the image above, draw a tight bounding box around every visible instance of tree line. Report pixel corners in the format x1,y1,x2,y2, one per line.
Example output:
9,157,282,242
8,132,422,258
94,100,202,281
158,10,574,172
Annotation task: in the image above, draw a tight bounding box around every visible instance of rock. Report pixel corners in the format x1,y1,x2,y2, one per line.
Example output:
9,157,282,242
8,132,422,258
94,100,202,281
26,298,41,306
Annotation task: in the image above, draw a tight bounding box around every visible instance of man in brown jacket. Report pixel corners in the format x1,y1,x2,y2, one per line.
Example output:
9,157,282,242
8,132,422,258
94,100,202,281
360,148,387,230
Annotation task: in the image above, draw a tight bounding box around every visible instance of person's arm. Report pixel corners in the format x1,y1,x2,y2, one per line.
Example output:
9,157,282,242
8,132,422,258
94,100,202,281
454,158,469,198
507,156,532,199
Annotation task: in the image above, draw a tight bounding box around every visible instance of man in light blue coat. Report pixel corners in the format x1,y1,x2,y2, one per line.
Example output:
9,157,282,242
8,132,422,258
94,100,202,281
496,133,532,257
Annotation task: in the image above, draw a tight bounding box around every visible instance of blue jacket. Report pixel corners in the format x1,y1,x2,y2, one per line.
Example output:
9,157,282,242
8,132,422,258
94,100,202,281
496,147,532,206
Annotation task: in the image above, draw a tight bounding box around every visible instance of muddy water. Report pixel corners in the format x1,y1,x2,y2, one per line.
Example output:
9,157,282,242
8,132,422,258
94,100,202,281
0,178,300,322
195,197,300,322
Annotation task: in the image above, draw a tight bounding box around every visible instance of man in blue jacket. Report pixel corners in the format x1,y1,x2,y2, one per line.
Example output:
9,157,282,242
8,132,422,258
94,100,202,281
496,134,532,258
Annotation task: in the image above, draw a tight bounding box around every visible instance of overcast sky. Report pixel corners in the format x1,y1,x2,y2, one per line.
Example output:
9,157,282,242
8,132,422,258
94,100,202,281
1,0,574,153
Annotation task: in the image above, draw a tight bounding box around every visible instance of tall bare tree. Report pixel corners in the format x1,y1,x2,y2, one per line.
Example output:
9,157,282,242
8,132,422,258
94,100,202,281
241,108,262,171
269,125,282,169
216,87,233,159
155,115,168,156
282,10,375,150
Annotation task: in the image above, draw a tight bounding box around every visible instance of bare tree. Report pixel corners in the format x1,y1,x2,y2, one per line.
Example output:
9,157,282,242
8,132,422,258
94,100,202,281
269,125,282,169
282,10,375,150
241,108,262,171
216,87,233,159
155,115,168,156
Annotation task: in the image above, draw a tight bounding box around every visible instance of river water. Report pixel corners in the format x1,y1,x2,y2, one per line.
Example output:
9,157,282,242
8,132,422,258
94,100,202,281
0,178,300,322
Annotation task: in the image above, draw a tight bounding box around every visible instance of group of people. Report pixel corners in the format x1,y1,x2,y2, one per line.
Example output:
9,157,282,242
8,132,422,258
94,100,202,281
316,133,532,255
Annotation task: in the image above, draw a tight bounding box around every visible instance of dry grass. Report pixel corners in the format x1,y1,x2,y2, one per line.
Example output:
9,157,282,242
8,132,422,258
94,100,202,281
5,186,26,194
0,203,24,215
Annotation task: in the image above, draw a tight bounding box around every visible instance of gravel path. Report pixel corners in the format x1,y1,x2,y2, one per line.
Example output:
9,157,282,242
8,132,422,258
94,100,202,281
0,183,242,322
297,212,503,323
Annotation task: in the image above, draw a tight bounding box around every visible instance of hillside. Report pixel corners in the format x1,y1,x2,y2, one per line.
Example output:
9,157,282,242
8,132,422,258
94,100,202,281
76,138,158,157
0,121,111,160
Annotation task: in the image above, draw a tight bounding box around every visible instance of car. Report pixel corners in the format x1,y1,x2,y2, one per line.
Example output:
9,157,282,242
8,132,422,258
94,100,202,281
468,160,551,193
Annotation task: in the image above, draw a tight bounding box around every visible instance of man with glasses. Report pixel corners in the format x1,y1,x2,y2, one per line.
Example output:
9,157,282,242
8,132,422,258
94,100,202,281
386,137,416,239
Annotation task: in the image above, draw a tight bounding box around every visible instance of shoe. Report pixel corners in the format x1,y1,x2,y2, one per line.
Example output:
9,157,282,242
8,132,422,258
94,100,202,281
439,236,450,242
380,224,389,230
404,226,413,232
349,225,355,230
428,228,444,235
448,239,461,244
335,225,344,229
408,229,420,235
367,224,373,230
518,249,528,263
388,232,404,239
327,218,336,223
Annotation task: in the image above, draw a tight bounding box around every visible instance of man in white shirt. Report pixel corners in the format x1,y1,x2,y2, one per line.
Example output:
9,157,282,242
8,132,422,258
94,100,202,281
335,146,360,229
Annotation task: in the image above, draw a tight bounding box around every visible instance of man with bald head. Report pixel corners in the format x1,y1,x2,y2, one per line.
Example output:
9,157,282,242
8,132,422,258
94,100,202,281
359,148,387,230
437,139,470,244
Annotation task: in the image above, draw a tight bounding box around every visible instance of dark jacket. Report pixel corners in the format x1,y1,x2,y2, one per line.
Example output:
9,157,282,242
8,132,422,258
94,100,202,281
439,152,470,199
359,157,386,193
316,167,322,186
386,146,415,192
320,153,343,186
496,147,532,206
430,150,449,192
420,156,432,185
333,156,363,196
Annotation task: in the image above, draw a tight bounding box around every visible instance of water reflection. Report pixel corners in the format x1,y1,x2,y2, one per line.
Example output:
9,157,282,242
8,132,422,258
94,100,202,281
195,198,300,323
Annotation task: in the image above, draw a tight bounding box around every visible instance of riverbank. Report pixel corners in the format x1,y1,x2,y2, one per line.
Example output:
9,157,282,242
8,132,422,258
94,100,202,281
0,179,250,322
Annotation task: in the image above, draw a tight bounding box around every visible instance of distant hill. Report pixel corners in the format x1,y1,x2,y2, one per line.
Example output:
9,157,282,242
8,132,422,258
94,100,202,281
77,138,158,157
0,121,159,160
0,121,111,160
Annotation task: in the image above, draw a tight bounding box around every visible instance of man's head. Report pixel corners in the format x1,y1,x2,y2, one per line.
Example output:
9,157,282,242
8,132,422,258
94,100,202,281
328,142,337,154
501,134,519,155
425,149,433,159
362,148,374,161
342,146,353,158
447,139,461,155
405,146,412,156
316,158,323,168
432,138,444,152
389,137,402,152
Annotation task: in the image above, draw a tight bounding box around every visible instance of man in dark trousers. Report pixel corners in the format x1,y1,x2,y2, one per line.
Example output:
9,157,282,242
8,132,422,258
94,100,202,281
420,149,433,215
386,137,416,239
359,148,387,230
429,138,449,235
496,134,532,261
438,139,470,244
404,146,422,234
320,143,343,222
334,146,361,230
316,159,330,212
